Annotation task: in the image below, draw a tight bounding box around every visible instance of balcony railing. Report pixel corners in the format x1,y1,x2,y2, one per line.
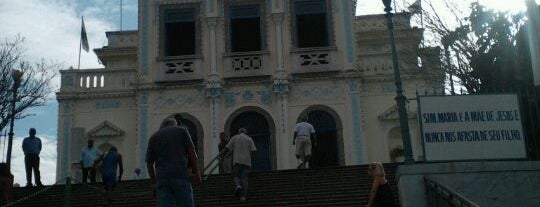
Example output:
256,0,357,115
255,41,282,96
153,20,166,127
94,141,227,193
60,68,136,92
155,55,203,82
290,47,337,73
223,51,271,78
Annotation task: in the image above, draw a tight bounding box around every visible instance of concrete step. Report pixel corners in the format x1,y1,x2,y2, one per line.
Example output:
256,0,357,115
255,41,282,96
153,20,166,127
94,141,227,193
10,164,400,207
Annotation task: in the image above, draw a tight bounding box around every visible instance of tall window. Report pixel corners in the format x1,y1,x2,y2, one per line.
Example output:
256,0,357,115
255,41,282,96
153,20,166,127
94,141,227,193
230,5,261,52
294,0,329,48
164,9,196,56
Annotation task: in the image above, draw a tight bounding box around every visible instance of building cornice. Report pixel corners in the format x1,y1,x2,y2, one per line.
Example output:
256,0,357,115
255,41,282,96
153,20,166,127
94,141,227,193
56,90,135,100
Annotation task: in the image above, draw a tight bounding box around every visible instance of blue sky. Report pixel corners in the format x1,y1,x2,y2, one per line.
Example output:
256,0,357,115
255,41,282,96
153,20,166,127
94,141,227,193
0,0,536,185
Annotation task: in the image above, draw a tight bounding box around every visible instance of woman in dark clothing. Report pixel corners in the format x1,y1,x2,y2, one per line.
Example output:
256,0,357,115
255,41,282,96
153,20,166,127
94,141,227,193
367,162,396,207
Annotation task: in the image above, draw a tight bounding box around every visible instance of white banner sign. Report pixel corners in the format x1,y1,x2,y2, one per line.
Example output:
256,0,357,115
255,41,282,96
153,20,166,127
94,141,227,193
418,94,527,161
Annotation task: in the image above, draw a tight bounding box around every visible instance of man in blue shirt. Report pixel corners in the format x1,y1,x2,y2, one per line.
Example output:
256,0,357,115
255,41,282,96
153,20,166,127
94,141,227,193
80,139,102,183
93,146,123,206
22,128,43,187
146,118,200,207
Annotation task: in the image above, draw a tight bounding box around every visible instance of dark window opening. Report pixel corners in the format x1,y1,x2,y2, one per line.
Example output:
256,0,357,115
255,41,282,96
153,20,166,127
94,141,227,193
165,9,196,56
295,1,329,48
230,5,261,52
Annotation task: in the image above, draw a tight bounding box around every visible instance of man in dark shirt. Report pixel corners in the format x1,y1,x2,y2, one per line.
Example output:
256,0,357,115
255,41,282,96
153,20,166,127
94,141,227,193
146,118,201,207
22,128,43,187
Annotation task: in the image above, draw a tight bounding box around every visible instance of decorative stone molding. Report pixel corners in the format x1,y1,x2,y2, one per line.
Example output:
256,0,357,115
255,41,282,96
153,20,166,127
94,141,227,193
205,74,223,98
88,121,125,138
271,12,284,24
205,16,219,30
348,80,360,93
155,56,203,82
290,47,338,73
290,81,344,102
224,88,272,108
153,90,206,110
272,69,289,95
95,101,120,110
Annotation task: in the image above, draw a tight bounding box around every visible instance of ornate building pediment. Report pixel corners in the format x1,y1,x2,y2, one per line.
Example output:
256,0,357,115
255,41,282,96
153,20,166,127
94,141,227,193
87,121,125,138
378,105,416,121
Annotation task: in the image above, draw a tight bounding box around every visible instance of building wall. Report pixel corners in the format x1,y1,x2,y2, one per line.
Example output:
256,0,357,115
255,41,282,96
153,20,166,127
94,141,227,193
56,1,443,181
397,161,540,207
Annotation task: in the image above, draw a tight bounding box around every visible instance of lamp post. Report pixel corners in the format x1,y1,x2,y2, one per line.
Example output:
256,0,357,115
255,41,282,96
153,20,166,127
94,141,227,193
442,35,456,95
382,0,414,164
7,69,23,168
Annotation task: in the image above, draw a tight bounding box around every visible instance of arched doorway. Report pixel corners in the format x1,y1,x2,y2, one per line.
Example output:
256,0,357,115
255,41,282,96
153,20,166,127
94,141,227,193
180,118,199,152
226,108,275,172
297,106,343,168
166,113,204,166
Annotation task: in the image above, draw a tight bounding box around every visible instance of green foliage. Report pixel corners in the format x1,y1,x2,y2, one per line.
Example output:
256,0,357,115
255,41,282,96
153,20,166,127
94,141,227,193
422,1,535,92
466,3,532,91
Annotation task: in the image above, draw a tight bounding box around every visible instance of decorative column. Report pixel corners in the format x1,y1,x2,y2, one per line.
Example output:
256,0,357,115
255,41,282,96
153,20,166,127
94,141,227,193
273,69,290,169
348,80,366,164
206,74,222,160
205,16,222,160
206,17,219,75
58,100,73,180
272,13,285,72
137,92,149,177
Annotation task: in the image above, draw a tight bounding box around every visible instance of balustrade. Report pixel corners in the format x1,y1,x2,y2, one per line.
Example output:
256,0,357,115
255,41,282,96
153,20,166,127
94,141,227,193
155,56,203,82
60,69,136,92
291,47,337,73
223,52,270,78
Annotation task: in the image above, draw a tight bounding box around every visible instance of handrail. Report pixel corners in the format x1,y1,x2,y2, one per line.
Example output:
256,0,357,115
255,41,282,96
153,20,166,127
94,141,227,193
3,176,109,207
424,176,480,207
201,150,231,181
3,177,68,207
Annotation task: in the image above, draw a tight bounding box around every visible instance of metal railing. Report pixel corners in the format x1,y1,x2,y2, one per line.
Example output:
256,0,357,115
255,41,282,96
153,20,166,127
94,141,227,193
3,177,106,207
424,176,480,207
201,150,232,181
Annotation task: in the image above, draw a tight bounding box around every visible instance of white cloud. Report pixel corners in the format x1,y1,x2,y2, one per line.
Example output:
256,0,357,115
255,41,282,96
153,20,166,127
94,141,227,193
0,0,119,185
6,135,57,185
0,0,116,71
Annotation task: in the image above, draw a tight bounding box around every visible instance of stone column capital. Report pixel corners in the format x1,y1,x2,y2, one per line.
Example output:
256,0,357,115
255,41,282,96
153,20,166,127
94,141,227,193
272,13,285,25
273,70,289,95
205,74,223,98
205,17,220,30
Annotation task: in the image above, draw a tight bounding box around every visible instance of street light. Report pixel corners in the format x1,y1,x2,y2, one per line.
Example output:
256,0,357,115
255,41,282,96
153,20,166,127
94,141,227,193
382,0,414,164
7,69,23,168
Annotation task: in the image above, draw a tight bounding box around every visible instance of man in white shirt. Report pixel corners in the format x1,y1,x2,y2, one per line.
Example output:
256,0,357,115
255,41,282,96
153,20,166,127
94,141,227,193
80,139,102,183
220,128,256,201
293,116,317,169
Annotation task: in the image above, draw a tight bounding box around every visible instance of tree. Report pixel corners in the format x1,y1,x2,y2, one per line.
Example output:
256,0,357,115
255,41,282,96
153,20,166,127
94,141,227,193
417,1,533,93
0,36,58,134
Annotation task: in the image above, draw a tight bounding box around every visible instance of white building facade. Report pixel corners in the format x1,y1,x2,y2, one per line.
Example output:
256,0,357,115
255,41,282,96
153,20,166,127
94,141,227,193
56,0,442,180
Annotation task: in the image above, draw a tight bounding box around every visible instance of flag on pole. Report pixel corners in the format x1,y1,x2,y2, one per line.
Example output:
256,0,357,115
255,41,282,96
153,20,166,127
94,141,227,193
81,17,89,52
526,0,540,86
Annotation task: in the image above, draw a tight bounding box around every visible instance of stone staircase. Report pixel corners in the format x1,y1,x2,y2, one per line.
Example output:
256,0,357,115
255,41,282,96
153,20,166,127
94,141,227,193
8,164,399,207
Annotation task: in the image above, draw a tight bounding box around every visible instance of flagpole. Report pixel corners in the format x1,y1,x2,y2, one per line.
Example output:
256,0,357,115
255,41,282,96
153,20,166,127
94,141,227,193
420,0,423,28
120,0,123,31
78,16,83,70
